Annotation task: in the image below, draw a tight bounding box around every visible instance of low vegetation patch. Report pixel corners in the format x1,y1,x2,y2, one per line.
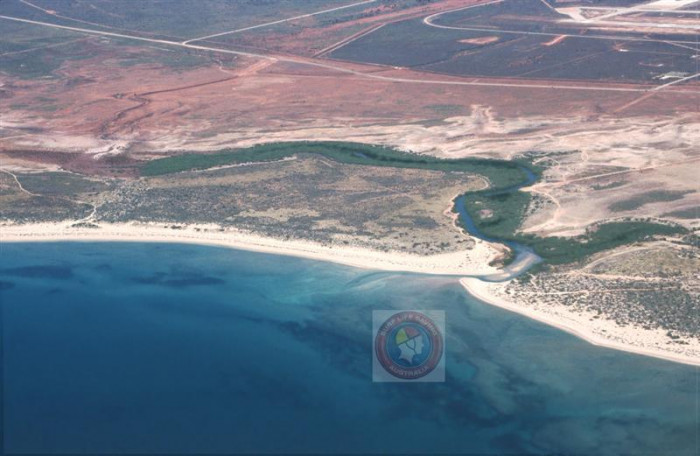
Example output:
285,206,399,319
519,221,687,264
142,142,687,266
141,141,536,190
464,191,531,239
609,190,692,212
591,181,626,191
662,208,699,219
461,179,690,264
463,193,688,264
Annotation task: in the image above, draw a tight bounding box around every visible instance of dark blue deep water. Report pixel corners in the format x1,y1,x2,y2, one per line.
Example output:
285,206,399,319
1,242,697,454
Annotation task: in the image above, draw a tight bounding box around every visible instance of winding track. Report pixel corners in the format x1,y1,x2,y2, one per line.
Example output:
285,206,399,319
0,36,87,57
2,12,698,94
0,169,38,197
182,0,377,45
424,4,700,45
0,169,98,222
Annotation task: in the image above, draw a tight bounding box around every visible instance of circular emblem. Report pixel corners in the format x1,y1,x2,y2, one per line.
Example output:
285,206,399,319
374,311,443,380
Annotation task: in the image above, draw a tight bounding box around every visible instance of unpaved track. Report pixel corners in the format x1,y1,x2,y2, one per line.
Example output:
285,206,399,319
614,91,660,113
3,14,699,94
653,72,700,90
0,169,98,222
182,0,377,45
549,156,700,187
0,169,38,196
100,59,274,137
313,23,386,57
520,186,562,234
0,36,87,57
18,0,175,38
423,1,700,45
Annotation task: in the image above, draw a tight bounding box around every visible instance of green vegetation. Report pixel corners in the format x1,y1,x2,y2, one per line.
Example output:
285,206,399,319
18,172,110,196
0,41,93,79
461,181,688,264
609,190,692,212
518,222,686,264
141,141,536,190
464,191,530,239
5,0,350,38
591,181,626,191
116,50,212,70
463,186,688,264
662,208,699,219
425,104,467,115
1,53,63,79
142,141,686,266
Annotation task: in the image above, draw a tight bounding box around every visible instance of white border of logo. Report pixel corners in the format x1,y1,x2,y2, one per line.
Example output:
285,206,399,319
372,310,445,382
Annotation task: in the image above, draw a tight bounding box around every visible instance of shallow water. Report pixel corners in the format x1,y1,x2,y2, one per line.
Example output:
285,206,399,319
1,242,697,454
453,164,540,279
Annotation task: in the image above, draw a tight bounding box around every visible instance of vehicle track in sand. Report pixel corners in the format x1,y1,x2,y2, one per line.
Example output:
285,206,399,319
99,59,275,138
182,0,377,45
424,0,700,44
547,156,700,187
0,169,38,197
3,14,698,94
0,169,98,222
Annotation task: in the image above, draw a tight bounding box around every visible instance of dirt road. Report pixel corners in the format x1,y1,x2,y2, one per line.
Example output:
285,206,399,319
3,13,698,94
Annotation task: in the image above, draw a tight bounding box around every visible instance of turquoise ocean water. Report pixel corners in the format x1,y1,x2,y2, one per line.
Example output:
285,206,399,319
1,242,697,454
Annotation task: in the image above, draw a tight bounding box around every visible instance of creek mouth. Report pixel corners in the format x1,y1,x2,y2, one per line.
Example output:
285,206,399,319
454,165,541,281
139,140,543,278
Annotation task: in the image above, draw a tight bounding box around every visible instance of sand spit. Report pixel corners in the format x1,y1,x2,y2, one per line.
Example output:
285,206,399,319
460,277,700,367
4,221,697,366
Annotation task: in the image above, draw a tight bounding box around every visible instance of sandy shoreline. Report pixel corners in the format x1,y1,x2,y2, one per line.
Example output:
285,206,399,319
460,277,700,367
3,221,698,366
0,221,502,276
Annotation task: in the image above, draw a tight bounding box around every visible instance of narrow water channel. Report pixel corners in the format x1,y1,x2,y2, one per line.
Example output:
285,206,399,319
453,166,542,280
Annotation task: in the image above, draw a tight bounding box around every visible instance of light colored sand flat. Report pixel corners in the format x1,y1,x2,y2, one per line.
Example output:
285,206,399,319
0,221,502,276
5,221,697,366
460,277,700,366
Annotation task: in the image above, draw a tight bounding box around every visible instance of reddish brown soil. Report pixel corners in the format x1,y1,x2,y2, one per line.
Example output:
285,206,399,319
206,0,471,56
1,1,698,176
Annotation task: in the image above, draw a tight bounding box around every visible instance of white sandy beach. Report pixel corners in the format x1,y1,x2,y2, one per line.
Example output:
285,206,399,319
460,277,700,367
3,221,698,367
0,221,502,276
